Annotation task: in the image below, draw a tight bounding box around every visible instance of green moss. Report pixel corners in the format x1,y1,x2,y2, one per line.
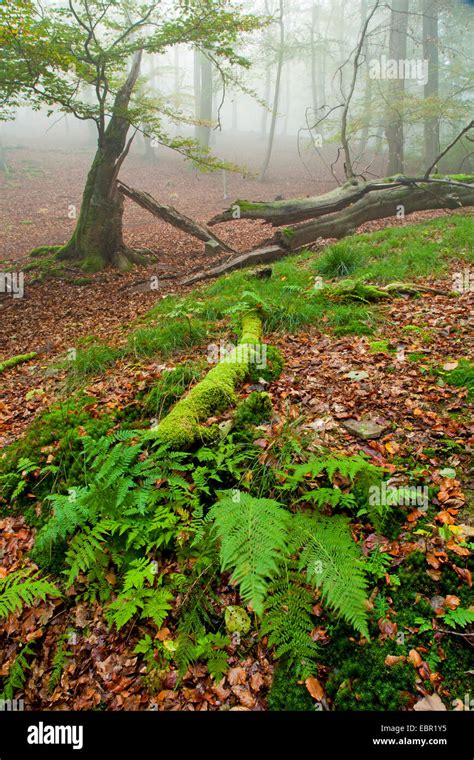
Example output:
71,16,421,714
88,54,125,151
369,339,392,354
152,312,263,449
268,659,315,711
81,255,104,273
0,352,37,373
247,345,284,383
30,245,63,258
439,359,474,399
323,627,415,711
235,392,273,428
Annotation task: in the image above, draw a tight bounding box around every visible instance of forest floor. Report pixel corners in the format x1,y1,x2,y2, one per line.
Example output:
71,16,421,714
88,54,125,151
0,148,473,712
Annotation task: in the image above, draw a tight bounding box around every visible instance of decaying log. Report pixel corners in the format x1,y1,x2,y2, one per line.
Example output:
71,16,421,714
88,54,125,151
117,181,235,253
208,176,474,227
271,181,474,250
179,245,289,286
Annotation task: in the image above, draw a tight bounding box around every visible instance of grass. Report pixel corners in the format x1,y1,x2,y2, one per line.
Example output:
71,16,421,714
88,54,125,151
55,214,474,385
313,214,473,283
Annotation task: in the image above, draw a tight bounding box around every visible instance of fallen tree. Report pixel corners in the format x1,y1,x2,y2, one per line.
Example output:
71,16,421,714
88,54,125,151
149,310,264,449
208,176,474,227
117,181,235,255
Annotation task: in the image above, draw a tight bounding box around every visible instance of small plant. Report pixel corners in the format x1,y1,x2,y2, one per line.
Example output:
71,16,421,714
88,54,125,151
0,569,60,620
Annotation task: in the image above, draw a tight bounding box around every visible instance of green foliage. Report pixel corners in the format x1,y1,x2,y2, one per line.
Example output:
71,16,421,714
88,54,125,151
208,490,370,639
33,432,192,579
0,393,115,512
0,643,36,701
0,569,60,620
314,243,366,278
128,320,207,359
443,607,474,629
294,513,370,639
48,632,73,694
262,573,318,673
144,362,204,421
105,559,173,631
208,491,290,615
234,391,273,427
289,452,380,484
247,344,285,382
60,343,122,384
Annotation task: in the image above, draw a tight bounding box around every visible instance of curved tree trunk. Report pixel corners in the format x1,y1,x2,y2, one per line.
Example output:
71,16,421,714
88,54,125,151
56,52,144,271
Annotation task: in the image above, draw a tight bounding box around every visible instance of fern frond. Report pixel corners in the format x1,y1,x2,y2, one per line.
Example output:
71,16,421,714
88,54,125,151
294,513,370,639
208,490,290,615
443,607,474,629
0,569,60,620
262,573,318,672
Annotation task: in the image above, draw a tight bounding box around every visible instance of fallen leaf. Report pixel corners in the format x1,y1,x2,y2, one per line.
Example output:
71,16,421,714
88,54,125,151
305,676,324,701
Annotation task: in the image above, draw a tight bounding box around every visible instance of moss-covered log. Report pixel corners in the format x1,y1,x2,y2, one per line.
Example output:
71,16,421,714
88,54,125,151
272,180,474,251
324,279,450,302
150,312,263,449
208,176,474,227
0,352,37,373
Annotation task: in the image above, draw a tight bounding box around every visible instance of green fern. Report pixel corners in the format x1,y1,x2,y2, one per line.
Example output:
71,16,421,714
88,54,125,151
262,572,318,674
105,559,173,631
289,453,380,485
0,643,36,701
294,513,370,639
48,633,73,694
443,607,474,629
0,569,60,620
208,490,290,615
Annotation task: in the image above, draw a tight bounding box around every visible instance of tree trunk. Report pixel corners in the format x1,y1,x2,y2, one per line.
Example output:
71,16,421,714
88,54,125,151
310,4,319,115
259,0,284,181
208,176,474,226
272,181,474,250
56,52,144,270
260,66,272,138
423,0,440,170
195,49,213,149
385,0,409,175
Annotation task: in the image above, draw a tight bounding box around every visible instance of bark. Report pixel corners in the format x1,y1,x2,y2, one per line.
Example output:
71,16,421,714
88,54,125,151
385,0,409,175
272,181,474,250
259,0,284,181
423,0,440,170
184,177,474,285
117,181,235,253
56,52,144,270
260,66,272,138
208,176,473,227
310,4,319,115
195,49,213,149
180,245,288,286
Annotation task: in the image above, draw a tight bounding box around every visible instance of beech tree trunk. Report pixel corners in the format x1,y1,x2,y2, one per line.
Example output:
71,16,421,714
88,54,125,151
386,0,409,175
423,0,440,169
259,0,284,181
57,52,144,270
